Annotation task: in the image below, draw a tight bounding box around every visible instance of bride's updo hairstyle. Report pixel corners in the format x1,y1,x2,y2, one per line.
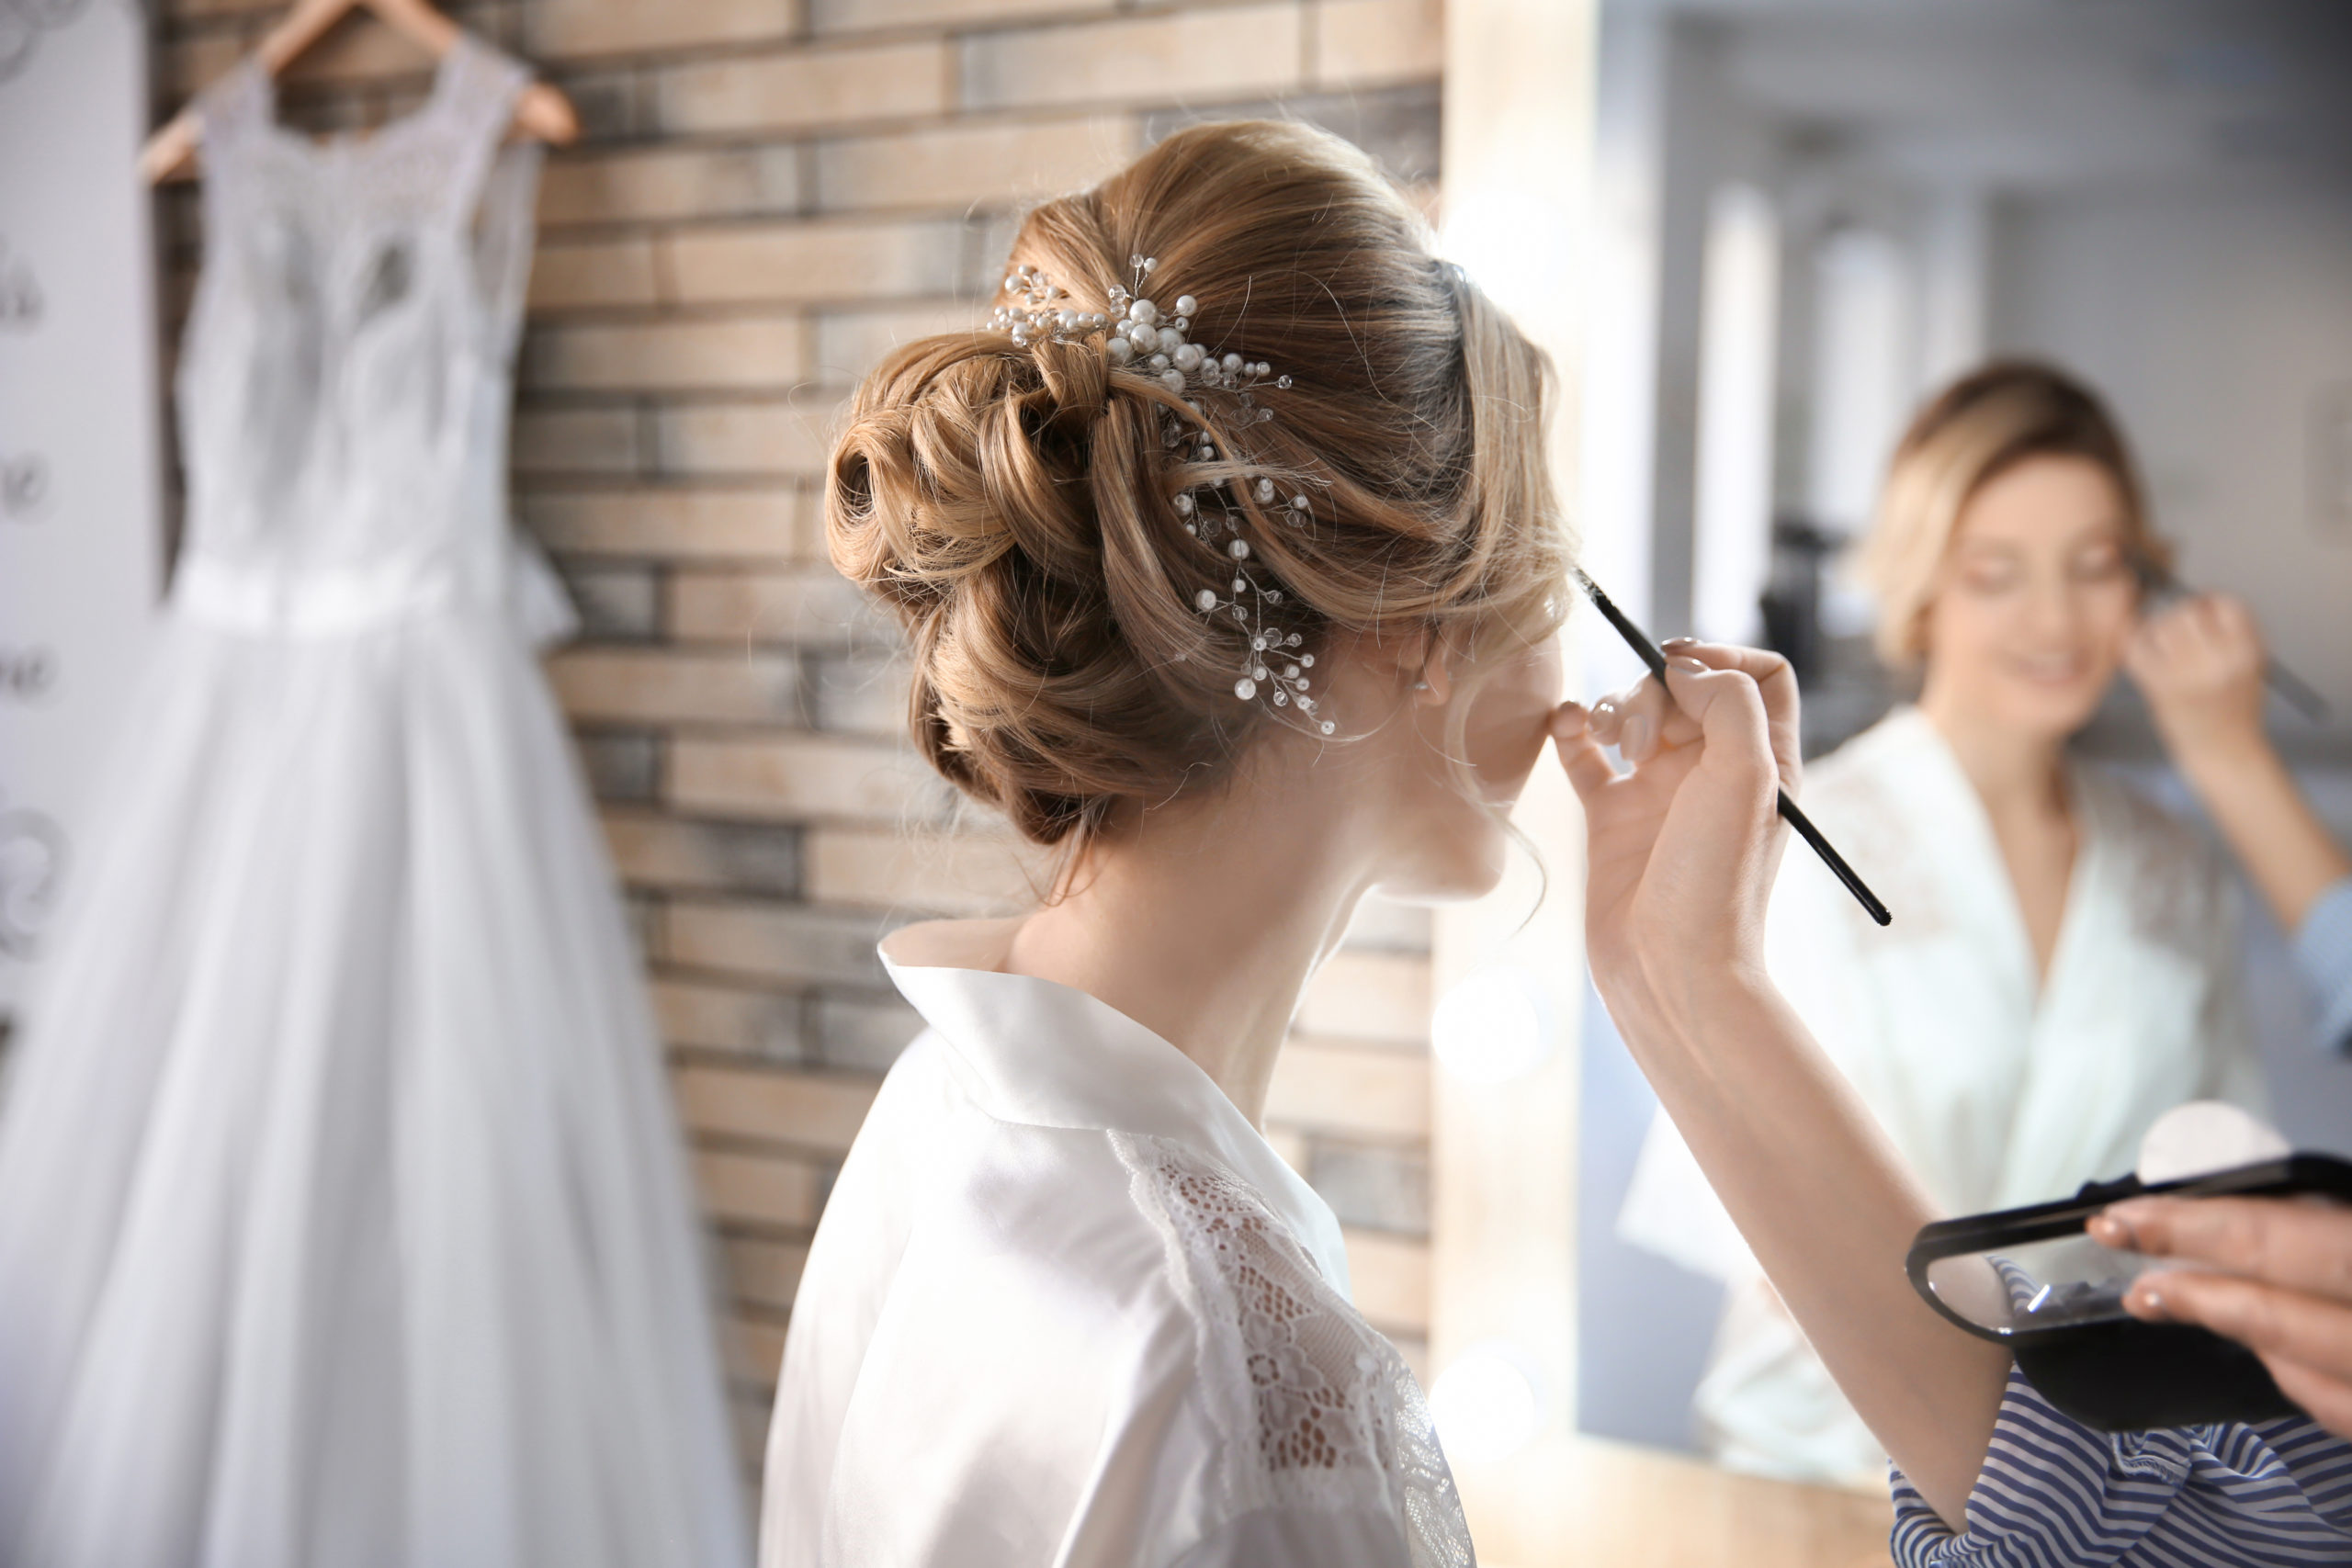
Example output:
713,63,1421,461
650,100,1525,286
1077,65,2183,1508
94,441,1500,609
827,121,1569,845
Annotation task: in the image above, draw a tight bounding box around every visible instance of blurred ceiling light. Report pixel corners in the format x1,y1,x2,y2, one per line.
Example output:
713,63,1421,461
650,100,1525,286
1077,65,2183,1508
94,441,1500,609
1429,1341,1544,1464
1430,966,1555,1085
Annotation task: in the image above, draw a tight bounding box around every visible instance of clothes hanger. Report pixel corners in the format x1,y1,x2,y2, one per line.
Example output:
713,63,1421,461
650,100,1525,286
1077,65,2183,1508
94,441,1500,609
139,0,579,185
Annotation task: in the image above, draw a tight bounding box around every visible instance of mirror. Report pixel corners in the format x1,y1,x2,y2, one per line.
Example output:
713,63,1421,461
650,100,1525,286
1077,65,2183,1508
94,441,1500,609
1576,0,2352,1493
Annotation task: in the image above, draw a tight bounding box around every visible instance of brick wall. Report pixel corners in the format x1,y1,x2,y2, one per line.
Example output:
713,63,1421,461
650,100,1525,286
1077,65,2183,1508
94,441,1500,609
154,0,1446,1473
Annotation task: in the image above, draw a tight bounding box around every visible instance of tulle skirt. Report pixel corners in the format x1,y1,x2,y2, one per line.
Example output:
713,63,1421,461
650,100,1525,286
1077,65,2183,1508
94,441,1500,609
0,604,749,1568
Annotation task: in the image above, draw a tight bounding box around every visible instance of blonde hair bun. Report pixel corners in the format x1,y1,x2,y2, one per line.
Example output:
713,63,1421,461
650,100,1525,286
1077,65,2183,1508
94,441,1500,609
827,120,1571,844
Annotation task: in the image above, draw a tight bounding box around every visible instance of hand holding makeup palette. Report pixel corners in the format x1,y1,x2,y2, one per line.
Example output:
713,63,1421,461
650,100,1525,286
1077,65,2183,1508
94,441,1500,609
1908,1153,2352,1432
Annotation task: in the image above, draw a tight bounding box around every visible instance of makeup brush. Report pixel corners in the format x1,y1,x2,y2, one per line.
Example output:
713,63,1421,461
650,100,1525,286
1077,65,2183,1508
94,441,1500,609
1573,569,1893,928
2136,561,2330,724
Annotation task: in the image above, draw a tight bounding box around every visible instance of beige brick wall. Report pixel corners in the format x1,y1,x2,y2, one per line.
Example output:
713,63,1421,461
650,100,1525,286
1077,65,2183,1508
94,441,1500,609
154,0,1445,1473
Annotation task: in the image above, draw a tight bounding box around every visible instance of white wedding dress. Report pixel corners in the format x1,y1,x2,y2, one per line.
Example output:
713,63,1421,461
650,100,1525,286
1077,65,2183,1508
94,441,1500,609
0,37,748,1568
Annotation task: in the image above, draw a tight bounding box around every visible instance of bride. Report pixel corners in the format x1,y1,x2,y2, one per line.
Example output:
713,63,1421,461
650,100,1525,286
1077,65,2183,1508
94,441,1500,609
767,118,2305,1565
761,119,1564,1567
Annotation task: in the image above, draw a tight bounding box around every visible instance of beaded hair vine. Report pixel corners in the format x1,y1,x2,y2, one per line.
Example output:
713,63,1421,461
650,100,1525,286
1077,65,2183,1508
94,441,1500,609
989,255,1334,736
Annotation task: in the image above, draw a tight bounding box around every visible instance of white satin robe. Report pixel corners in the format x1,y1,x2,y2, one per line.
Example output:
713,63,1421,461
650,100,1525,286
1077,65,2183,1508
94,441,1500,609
760,919,1472,1568
1618,706,2264,1487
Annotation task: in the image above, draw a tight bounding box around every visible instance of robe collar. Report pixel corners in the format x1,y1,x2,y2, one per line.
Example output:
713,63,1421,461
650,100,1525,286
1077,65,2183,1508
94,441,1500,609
1848,705,2148,998
878,918,1353,1294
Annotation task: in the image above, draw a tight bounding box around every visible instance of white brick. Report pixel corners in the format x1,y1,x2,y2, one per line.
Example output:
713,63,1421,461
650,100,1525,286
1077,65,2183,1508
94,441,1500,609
960,6,1305,112
523,488,814,561
514,406,641,476
666,901,892,988
729,1317,790,1389
806,650,915,736
655,397,838,478
1264,1039,1429,1139
602,808,801,896
809,0,1092,33
538,145,803,227
1296,951,1430,1044
658,39,948,136
675,1061,878,1150
527,237,661,310
667,568,882,646
530,0,798,60
809,299,979,386
805,827,1047,915
1311,0,1442,87
667,218,963,306
815,114,1136,212
526,316,808,393
669,734,945,822
652,975,804,1059
814,995,925,1074
547,646,799,724
694,1148,823,1228
725,1235,810,1310
554,560,662,639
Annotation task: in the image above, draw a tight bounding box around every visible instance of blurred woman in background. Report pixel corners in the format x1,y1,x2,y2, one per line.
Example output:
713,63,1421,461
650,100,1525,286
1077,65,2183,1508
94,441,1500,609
1620,362,2267,1486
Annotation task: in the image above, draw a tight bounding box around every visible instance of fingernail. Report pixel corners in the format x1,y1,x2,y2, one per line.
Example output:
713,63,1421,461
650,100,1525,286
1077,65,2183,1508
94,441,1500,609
2127,1285,2170,1322
2104,1199,2163,1247
2087,1213,2132,1247
1668,655,1707,675
1622,714,1653,757
1661,636,1698,650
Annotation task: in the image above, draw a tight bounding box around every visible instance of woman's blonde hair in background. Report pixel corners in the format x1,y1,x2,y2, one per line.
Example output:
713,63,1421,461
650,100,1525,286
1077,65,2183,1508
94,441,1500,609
1859,360,2171,666
824,120,1573,847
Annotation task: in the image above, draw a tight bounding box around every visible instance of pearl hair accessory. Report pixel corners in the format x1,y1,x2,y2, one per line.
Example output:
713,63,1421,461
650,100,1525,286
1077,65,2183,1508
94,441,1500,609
989,263,1112,349
989,254,1333,737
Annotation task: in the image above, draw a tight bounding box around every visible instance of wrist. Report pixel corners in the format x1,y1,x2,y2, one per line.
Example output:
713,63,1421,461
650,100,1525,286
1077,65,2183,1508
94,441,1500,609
2174,734,2292,806
1602,954,1779,1064
1656,962,1780,1042
2155,712,2271,782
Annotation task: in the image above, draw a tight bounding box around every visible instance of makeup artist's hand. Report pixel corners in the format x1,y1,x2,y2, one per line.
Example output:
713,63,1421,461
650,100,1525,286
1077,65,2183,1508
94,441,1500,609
2093,1196,2352,1440
2126,593,2269,770
1551,639,1801,1015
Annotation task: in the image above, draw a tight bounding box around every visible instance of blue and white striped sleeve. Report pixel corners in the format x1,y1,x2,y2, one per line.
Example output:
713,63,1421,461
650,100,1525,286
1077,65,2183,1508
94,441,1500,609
2295,876,2352,1055
1890,1367,2352,1566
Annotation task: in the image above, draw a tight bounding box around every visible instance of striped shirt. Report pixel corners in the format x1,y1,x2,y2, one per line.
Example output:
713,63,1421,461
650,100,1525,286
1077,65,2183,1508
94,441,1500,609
1890,1368,2352,1565
2298,876,2352,1055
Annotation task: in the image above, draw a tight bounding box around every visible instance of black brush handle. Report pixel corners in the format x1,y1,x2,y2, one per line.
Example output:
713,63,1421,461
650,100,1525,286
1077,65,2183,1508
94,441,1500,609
1573,570,1893,928
1780,792,1892,926
2265,660,2332,724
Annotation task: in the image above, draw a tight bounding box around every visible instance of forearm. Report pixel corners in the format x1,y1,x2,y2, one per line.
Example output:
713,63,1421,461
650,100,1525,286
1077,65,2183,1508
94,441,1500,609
2177,744,2351,934
1600,965,2009,1528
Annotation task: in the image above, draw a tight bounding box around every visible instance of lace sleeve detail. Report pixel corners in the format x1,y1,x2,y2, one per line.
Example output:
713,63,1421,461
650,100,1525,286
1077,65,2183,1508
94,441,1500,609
1111,1132,1473,1568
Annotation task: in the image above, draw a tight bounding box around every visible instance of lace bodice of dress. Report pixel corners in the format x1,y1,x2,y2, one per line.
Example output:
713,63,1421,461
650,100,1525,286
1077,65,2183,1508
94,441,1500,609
1114,1132,1474,1568
175,35,542,628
